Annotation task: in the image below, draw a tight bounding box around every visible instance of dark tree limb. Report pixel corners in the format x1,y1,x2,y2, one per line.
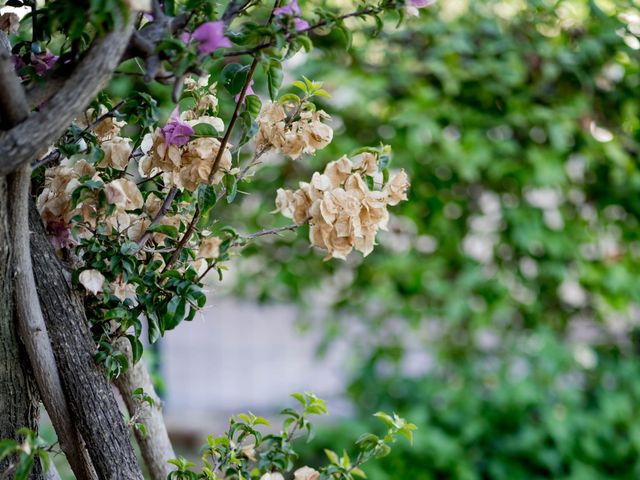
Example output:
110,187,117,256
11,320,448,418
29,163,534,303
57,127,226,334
0,175,42,480
29,203,144,480
0,16,136,176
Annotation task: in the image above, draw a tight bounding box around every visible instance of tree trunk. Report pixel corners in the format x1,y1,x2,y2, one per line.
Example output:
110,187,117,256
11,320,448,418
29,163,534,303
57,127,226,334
29,203,144,480
0,177,42,479
115,338,176,480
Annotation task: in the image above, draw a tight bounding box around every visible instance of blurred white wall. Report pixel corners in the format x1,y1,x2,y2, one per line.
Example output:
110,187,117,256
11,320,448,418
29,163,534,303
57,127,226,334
161,299,349,421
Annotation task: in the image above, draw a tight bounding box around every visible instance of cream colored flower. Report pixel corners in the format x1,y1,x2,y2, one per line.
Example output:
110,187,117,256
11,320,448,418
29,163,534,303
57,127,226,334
184,74,211,91
325,156,353,187
125,0,152,11
240,443,257,461
260,473,284,480
303,117,333,150
112,281,137,302
0,12,20,34
384,169,410,205
294,466,320,480
198,236,222,259
275,188,295,219
79,269,105,295
354,152,378,175
197,94,218,112
190,258,209,277
185,115,224,133
256,102,333,159
81,106,126,141
274,153,409,260
100,136,133,170
127,216,151,242
104,179,143,210
144,192,163,218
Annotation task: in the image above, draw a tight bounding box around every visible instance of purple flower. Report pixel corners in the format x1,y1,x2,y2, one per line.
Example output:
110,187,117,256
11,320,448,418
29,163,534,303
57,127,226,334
409,0,435,8
274,0,309,32
47,221,75,250
293,17,310,31
161,107,194,146
187,21,232,55
274,0,301,16
31,50,58,76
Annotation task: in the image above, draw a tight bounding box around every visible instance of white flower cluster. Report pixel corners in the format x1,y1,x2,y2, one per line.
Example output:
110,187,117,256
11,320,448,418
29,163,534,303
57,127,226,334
275,153,409,260
255,102,333,159
139,132,232,191
260,466,319,480
37,160,146,241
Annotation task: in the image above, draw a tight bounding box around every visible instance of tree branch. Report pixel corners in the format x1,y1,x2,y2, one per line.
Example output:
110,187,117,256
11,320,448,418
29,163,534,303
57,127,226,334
114,338,176,480
223,5,387,57
136,186,178,248
0,36,96,480
8,166,95,480
0,15,136,176
29,203,144,480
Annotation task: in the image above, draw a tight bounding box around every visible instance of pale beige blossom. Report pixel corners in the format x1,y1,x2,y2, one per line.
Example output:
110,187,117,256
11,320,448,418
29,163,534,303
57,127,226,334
112,281,137,302
256,102,333,159
384,169,410,205
274,153,409,260
105,179,143,210
125,0,152,11
127,216,151,242
294,466,320,480
100,136,133,170
79,269,105,295
275,188,295,219
198,236,222,259
139,129,231,192
240,443,257,461
354,152,378,175
0,12,20,34
260,473,284,480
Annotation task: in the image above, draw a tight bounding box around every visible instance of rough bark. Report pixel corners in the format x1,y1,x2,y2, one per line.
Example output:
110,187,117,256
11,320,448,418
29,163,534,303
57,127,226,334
115,339,176,480
29,204,144,480
8,166,94,480
0,16,135,175
1,35,95,479
0,177,42,479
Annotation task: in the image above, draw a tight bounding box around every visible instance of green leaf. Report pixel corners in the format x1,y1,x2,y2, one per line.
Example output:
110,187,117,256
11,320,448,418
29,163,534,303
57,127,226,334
192,123,221,137
297,35,313,53
197,184,217,214
146,224,179,238
266,60,284,101
224,174,238,204
325,449,339,464
244,95,262,120
221,63,250,95
128,335,144,364
292,80,307,93
0,439,17,460
278,93,300,104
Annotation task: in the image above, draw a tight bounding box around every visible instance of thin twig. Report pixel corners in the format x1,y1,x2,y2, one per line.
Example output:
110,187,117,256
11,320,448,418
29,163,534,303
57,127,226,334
136,186,178,248
223,5,386,57
242,222,301,240
30,100,126,170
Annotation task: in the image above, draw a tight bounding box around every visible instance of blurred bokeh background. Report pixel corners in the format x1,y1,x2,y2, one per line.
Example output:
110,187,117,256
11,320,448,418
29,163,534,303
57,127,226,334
95,0,640,478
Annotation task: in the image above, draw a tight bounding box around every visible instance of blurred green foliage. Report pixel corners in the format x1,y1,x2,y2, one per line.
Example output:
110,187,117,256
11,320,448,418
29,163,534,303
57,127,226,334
300,332,640,479
229,0,640,477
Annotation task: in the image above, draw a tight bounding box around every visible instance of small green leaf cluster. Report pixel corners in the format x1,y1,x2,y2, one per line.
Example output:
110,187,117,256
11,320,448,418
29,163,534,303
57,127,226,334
168,393,414,480
0,428,51,480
